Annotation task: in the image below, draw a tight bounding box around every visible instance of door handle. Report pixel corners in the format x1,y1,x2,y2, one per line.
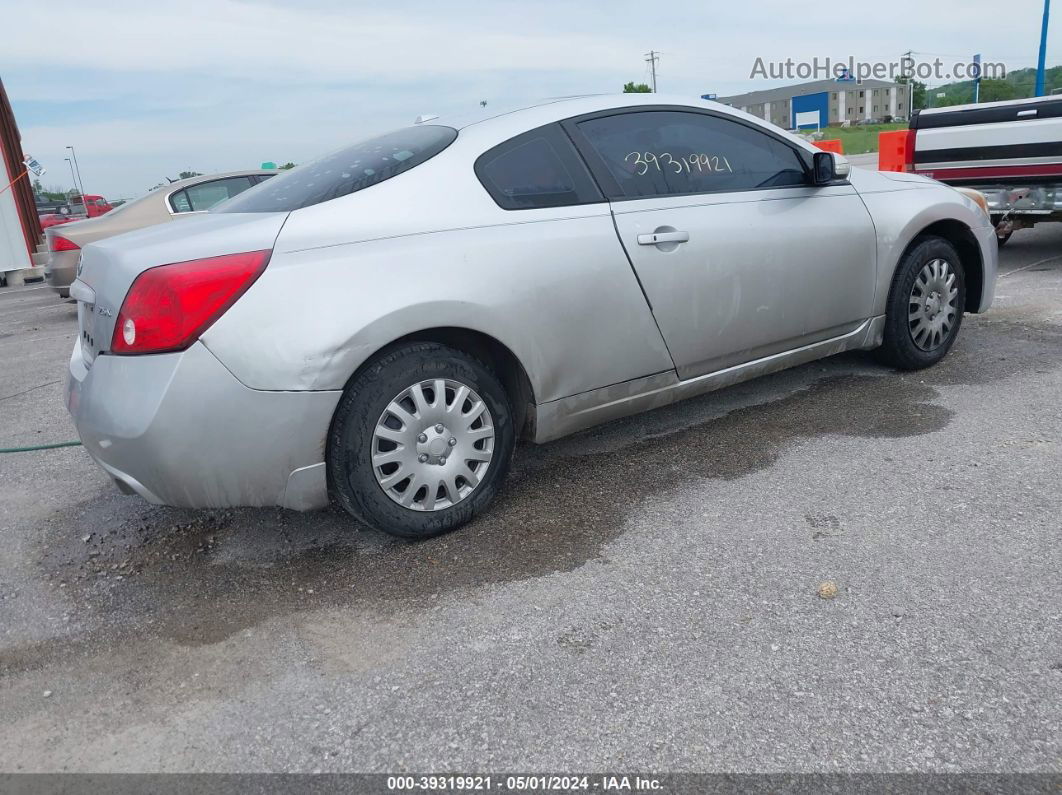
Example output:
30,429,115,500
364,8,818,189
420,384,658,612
637,230,690,246
1017,109,1038,118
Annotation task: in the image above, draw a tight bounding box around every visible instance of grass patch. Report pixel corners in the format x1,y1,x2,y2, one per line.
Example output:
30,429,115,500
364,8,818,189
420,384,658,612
817,123,907,155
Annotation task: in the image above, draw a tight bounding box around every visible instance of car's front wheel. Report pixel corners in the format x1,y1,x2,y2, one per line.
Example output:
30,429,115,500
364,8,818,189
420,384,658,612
877,235,966,370
327,342,514,539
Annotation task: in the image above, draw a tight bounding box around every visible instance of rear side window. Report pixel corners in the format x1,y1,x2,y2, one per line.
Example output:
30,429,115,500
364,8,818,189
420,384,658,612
574,110,808,199
475,124,601,210
169,190,192,213
183,176,255,211
215,125,457,213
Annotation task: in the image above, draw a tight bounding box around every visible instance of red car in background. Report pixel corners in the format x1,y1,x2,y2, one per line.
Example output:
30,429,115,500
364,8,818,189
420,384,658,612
71,194,114,218
36,193,114,230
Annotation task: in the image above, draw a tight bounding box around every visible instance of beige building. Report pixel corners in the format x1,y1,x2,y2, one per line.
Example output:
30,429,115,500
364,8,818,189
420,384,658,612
716,79,910,129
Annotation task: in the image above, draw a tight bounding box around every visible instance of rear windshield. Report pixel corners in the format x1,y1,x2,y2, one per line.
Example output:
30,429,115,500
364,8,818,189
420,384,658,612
214,125,457,213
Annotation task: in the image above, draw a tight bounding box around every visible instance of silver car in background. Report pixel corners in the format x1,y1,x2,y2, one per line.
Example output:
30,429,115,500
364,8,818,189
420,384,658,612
66,94,997,538
45,170,275,297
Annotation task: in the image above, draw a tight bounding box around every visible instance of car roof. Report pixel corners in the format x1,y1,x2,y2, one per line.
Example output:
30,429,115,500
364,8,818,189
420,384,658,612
423,95,601,130
163,168,277,191
431,93,818,154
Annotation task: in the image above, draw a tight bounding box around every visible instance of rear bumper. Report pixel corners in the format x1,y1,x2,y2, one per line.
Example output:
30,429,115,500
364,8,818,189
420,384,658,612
45,250,78,296
66,340,341,510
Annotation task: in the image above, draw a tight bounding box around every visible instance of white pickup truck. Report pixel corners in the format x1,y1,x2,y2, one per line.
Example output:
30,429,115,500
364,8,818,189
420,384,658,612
907,94,1062,246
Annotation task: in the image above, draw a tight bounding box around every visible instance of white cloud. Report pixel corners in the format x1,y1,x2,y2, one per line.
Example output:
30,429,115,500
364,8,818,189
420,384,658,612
3,0,641,89
6,0,1043,94
3,0,1055,196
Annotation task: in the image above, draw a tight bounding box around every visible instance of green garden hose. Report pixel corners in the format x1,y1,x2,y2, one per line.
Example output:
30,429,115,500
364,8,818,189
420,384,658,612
0,440,82,453
0,380,83,451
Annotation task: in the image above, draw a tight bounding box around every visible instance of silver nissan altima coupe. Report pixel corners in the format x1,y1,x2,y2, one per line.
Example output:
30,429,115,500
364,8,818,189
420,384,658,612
67,94,998,538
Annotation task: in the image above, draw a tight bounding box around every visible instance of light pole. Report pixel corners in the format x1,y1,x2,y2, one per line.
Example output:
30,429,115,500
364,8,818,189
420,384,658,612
63,158,77,196
1036,0,1051,96
65,145,87,203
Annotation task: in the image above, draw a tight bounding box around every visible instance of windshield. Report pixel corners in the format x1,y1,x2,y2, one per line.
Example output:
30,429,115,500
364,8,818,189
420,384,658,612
214,125,457,213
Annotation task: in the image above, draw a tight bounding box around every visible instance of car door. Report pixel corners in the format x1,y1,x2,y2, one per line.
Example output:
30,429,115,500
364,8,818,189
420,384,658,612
565,108,878,379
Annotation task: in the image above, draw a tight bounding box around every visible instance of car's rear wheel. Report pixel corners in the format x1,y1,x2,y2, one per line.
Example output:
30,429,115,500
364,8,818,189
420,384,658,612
877,235,966,370
327,342,514,539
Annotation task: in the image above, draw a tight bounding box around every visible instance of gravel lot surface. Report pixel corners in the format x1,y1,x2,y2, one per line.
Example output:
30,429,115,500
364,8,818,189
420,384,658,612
0,226,1059,773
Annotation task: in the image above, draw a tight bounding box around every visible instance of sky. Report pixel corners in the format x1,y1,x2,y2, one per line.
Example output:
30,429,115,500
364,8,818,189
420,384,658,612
1,0,1056,198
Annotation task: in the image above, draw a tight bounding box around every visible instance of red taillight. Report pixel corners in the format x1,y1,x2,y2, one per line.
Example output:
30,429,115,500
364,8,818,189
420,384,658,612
51,236,80,252
110,250,270,355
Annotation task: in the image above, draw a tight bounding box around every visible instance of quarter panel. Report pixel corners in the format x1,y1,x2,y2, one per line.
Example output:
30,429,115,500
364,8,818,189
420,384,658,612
203,215,675,402
73,212,290,360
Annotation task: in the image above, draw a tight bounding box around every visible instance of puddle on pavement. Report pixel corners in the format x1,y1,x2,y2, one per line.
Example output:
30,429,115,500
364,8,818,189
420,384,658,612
10,312,1062,669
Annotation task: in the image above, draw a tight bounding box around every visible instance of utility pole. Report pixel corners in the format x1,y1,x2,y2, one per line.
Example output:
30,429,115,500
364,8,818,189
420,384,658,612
1036,0,1051,96
66,145,87,202
903,50,915,117
645,50,659,92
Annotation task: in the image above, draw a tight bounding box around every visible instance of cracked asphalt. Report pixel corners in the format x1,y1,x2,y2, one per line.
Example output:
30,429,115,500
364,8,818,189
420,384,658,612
0,225,1059,773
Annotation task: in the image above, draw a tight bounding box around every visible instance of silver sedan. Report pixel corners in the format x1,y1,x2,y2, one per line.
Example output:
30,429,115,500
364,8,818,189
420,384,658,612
66,94,998,538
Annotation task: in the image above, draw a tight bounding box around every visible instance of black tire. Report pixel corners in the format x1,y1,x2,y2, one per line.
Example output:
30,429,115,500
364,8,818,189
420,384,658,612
996,231,1013,248
876,235,966,371
327,342,515,539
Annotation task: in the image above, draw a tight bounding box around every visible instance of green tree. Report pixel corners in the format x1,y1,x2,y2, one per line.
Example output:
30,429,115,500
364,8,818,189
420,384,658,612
31,178,43,194
898,77,927,111
623,81,652,93
911,81,927,111
280,162,296,170
917,65,1062,109
41,183,68,200
979,79,1019,103
178,171,202,180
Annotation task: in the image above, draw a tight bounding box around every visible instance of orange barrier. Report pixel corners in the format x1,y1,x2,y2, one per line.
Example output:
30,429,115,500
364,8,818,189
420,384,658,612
878,129,914,172
813,139,844,154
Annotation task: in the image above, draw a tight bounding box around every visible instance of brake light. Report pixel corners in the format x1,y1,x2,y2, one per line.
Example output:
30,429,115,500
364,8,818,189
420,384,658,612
110,250,270,355
51,236,79,252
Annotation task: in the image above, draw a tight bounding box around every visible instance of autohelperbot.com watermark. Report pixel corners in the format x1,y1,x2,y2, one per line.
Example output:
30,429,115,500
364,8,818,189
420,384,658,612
750,56,1006,83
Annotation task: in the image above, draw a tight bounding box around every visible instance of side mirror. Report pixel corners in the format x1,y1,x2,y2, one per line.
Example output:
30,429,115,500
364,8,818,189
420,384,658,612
833,153,851,180
812,151,851,185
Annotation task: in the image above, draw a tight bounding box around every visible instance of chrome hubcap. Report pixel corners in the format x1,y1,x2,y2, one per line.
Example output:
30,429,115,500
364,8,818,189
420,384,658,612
909,258,959,352
371,379,494,512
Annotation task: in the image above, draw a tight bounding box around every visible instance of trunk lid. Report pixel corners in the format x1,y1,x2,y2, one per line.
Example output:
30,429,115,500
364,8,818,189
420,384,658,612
73,212,288,367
